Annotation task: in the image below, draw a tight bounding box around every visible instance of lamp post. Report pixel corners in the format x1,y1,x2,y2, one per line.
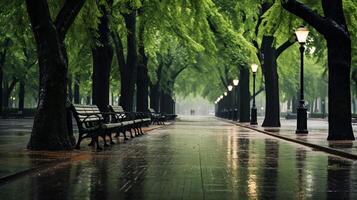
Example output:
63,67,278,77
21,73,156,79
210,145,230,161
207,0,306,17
250,64,258,125
223,92,228,118
228,85,233,119
295,26,309,134
219,95,223,117
233,79,239,121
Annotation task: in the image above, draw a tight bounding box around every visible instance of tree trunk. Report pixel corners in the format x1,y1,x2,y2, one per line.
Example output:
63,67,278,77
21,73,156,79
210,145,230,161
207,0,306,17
0,69,2,114
283,0,354,140
18,80,25,112
3,82,9,110
26,1,72,150
0,46,6,114
120,11,137,112
287,99,291,110
261,36,281,127
327,39,354,139
160,92,172,114
239,67,250,122
137,66,149,112
136,19,149,112
73,74,80,104
292,96,297,113
26,0,85,150
314,98,318,113
150,84,160,112
92,0,113,112
67,77,73,102
86,96,91,105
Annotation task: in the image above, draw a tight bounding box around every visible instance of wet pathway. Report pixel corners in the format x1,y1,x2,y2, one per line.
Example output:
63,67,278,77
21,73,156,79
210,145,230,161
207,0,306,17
0,116,357,199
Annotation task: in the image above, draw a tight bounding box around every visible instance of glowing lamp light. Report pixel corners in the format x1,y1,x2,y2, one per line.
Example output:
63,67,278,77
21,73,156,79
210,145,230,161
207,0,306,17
224,92,228,96
233,79,239,86
251,63,258,73
228,85,233,91
295,26,309,44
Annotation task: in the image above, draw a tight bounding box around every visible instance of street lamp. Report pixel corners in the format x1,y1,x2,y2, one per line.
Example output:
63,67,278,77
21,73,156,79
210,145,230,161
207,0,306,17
228,85,233,91
233,79,239,86
232,79,239,121
295,26,309,134
224,92,227,96
250,63,258,125
227,85,234,119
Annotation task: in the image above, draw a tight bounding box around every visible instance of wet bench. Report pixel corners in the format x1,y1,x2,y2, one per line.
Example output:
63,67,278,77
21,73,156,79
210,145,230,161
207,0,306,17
149,108,166,125
108,105,151,138
70,104,124,149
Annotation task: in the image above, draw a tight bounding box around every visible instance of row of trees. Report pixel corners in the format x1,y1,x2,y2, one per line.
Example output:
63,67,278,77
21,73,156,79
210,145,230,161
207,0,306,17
0,0,356,150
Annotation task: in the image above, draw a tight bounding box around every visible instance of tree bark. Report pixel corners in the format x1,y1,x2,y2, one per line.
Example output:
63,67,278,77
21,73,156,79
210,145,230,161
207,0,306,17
18,80,25,112
86,96,91,105
149,83,160,112
26,0,85,150
292,95,297,113
3,82,9,109
67,77,73,102
150,62,165,112
92,0,113,112
261,36,281,127
73,74,80,104
111,31,126,106
120,11,137,111
0,43,8,114
160,92,174,114
283,0,354,140
136,18,149,112
0,66,2,114
239,67,250,122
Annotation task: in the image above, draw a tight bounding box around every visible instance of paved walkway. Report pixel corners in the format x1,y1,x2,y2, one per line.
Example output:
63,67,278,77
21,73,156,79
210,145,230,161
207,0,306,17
0,116,357,199
237,117,357,157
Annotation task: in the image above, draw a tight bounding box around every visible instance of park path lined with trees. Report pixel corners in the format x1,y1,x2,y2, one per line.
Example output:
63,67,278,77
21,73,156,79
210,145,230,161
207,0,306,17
0,0,356,150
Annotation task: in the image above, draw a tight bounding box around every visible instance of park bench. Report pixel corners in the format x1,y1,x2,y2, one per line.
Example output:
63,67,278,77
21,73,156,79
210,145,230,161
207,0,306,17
108,105,151,138
163,113,177,121
149,108,166,125
70,104,123,150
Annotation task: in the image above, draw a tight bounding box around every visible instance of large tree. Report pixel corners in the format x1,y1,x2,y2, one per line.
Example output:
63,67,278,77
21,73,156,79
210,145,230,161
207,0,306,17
26,0,85,150
92,0,113,112
282,0,354,140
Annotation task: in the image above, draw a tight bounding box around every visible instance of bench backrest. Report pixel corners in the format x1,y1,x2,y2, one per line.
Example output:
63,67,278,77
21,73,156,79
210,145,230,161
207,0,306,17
149,108,156,113
111,105,125,113
108,105,131,121
71,104,103,130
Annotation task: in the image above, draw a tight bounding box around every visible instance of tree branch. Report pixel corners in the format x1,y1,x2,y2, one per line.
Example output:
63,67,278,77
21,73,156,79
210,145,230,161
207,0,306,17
55,0,86,41
217,67,228,88
250,87,264,100
111,31,126,76
171,65,188,80
282,0,331,35
7,77,19,98
276,38,296,58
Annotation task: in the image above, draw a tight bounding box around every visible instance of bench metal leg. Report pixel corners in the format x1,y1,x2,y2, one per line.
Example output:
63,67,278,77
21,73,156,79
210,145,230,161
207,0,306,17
108,133,115,145
94,136,102,150
129,128,134,138
122,130,128,140
75,134,83,149
139,126,144,135
134,127,139,136
101,134,109,147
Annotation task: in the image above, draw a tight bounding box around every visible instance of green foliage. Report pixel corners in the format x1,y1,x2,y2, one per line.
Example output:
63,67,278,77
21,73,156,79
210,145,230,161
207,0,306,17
0,0,356,107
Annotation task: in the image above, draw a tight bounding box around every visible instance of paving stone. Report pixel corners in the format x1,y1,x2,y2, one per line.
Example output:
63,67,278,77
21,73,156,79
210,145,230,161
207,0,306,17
0,116,356,199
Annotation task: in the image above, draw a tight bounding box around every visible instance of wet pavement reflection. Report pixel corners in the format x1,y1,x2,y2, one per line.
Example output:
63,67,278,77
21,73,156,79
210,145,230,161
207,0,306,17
0,116,357,199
